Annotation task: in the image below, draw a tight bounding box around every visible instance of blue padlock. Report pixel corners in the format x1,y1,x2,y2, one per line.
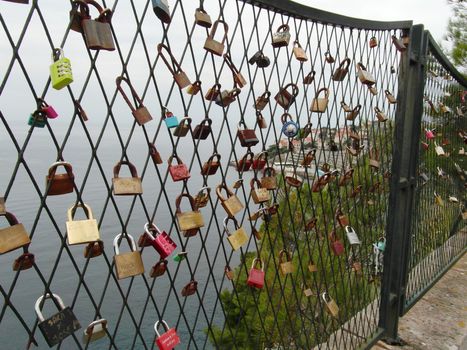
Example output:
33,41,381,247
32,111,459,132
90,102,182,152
28,110,47,128
281,113,299,138
163,108,178,129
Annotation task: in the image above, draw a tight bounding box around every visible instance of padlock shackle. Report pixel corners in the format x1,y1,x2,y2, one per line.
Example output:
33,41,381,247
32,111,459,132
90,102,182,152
223,216,240,235
324,51,335,62
74,100,88,121
113,160,139,178
1,211,20,226
276,24,289,33
337,58,350,70
154,320,170,336
144,222,162,240
67,203,94,222
51,47,65,62
215,184,234,202
113,233,137,255
369,147,379,160
157,43,185,76
255,151,268,162
345,226,355,235
35,293,66,322
305,70,316,80
116,76,145,112
293,40,303,49
250,178,263,190
206,152,220,164
227,88,241,99
208,20,228,43
280,112,293,124
47,161,74,179
251,257,263,271
328,230,339,242
282,83,299,97
262,166,276,177
167,155,184,166
278,249,291,263
259,90,271,99
197,186,211,197
175,193,197,212
85,318,107,335
200,116,212,126
374,106,382,113
356,62,367,71
314,87,330,99
322,292,331,303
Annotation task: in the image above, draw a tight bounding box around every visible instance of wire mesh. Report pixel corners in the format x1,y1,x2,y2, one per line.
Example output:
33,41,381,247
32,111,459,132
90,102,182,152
0,0,407,348
404,36,467,312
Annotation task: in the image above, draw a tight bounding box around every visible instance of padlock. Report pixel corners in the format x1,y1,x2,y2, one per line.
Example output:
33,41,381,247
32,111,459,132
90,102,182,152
308,259,318,273
205,83,221,101
301,149,316,167
193,117,212,140
297,122,312,139
250,179,270,204
419,172,429,184
83,319,107,344
256,111,267,129
173,116,192,137
324,51,335,63
0,197,4,215
329,231,345,256
168,155,191,182
261,167,277,190
0,212,30,255
253,227,262,240
66,203,100,245
74,100,88,122
434,192,444,206
252,151,268,170
176,193,204,235
113,233,144,279
150,258,168,278
36,293,81,347
346,104,361,121
356,62,375,86
155,320,181,350
391,34,406,52
293,40,308,62
279,249,295,276
181,280,198,297
186,80,201,95
50,48,73,90
215,88,241,107
322,292,339,318
204,20,228,56
163,108,179,129
216,184,244,218
335,209,349,227
338,168,354,186
303,70,316,85
116,76,153,126
321,163,331,172
237,121,259,147
112,161,143,195
254,91,270,111
341,101,352,112
369,148,380,169
37,98,58,119
349,185,362,198
249,51,270,68
224,53,247,88
194,187,211,209
435,142,445,156
348,125,360,140
425,128,435,140
224,217,248,251
194,6,212,28
286,171,303,188
225,265,234,280
84,240,104,259
462,207,467,220
391,65,396,74
332,58,350,81
375,106,388,122
152,0,171,24
12,252,35,271
157,44,191,88
173,251,188,262
237,151,254,172
275,83,299,110
369,36,378,48
81,3,115,51
247,258,264,289
345,226,361,245
368,85,378,96
45,161,75,196
271,24,290,48
448,196,459,203
69,0,91,33
312,173,330,192
385,89,397,104
281,113,299,138
201,153,220,175
310,87,330,113
149,143,163,165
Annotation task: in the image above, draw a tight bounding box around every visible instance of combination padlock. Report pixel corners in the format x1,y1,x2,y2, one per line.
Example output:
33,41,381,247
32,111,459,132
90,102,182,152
50,48,73,90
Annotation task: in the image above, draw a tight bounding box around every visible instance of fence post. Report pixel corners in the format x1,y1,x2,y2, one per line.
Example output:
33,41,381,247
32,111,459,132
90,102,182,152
379,24,427,344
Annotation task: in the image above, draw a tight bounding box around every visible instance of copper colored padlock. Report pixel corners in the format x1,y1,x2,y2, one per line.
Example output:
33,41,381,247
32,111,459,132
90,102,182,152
186,80,201,95
216,88,241,107
181,280,198,297
84,240,104,259
194,7,212,28
346,104,361,121
369,36,378,48
303,70,316,85
224,53,247,88
375,107,388,122
45,161,75,196
252,151,268,170
335,208,349,227
338,168,354,186
149,143,163,165
201,153,221,176
237,151,254,172
157,43,191,89
81,3,115,51
205,83,221,101
391,35,406,52
237,121,258,147
275,83,299,110
332,58,350,81
173,116,191,137
225,265,234,280
256,111,267,129
116,76,153,126
385,89,397,104
13,252,35,271
150,258,168,278
204,20,228,56
254,91,270,111
293,40,308,62
324,51,335,63
301,149,316,166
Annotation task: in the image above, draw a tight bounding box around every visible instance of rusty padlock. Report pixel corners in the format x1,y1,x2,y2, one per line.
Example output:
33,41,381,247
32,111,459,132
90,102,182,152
285,171,303,188
69,0,90,33
181,280,198,297
303,70,316,85
346,104,361,121
224,53,247,88
369,148,380,169
271,24,290,48
341,101,352,113
215,88,241,107
186,80,202,95
254,91,270,111
256,111,267,129
252,151,268,170
332,58,350,81
116,76,153,126
391,34,407,52
81,2,115,51
224,216,248,251
237,121,259,147
149,143,163,165
173,116,192,137
250,179,270,204
356,62,375,86
194,6,212,28
225,265,234,280
192,117,212,140
385,89,397,104
335,208,349,227
293,40,308,62
301,149,317,166
310,87,329,113
150,258,168,278
112,161,143,195
275,83,299,110
84,240,104,259
216,184,244,218
237,150,254,172
45,161,75,196
157,43,191,89
338,168,354,186
13,252,35,271
369,36,378,48
168,155,191,182
194,186,211,209
375,107,388,122
175,193,204,236
201,153,221,176
205,83,221,101
204,20,228,56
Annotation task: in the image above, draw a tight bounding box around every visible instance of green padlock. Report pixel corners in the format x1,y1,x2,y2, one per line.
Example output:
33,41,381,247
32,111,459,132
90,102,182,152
173,251,187,262
50,48,73,90
28,110,47,128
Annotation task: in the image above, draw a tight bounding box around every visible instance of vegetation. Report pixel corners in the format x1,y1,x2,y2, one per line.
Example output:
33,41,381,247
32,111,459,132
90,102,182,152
445,0,467,71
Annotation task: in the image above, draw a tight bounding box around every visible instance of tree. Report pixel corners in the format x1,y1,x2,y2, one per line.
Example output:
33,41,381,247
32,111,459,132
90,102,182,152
445,0,467,70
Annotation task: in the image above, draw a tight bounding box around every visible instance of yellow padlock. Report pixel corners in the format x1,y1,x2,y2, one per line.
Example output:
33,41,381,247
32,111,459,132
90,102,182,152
224,217,248,251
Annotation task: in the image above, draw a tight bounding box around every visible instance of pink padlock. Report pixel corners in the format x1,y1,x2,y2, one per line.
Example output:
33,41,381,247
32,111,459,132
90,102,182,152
144,222,177,259
155,320,181,350
38,98,58,119
425,128,435,140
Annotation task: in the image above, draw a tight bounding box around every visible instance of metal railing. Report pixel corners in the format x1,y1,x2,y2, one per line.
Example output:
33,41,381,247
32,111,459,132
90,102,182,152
0,1,464,349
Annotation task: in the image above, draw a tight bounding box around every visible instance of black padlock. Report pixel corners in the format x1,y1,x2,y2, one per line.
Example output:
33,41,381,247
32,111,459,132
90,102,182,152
35,293,81,347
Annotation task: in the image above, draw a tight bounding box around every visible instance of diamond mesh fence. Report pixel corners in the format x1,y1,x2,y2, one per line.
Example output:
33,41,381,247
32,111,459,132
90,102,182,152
1,0,410,349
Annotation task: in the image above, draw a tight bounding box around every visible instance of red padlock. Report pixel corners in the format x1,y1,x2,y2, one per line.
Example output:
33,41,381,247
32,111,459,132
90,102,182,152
252,151,268,170
168,155,191,182
237,151,254,172
247,258,264,289
155,320,181,350
329,231,345,256
144,222,177,259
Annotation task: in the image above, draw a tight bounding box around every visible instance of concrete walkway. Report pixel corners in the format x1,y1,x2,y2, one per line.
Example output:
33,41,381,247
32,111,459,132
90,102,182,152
372,253,467,350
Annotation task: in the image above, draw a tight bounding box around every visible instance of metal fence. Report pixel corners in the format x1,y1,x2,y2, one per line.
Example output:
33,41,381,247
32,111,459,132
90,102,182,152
0,1,464,350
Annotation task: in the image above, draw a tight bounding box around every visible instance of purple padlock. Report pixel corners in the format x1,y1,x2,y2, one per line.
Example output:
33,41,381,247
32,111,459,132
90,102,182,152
144,222,177,259
38,98,58,119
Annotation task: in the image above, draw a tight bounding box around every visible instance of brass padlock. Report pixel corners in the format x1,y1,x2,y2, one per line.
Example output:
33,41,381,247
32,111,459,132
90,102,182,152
375,106,388,122
310,87,330,113
346,104,361,121
157,43,191,88
224,216,248,251
194,7,212,28
216,88,241,107
256,111,267,129
332,58,350,81
385,89,397,104
261,167,277,190
303,70,316,84
279,249,295,276
224,53,247,88
186,80,202,95
45,161,75,196
176,193,205,235
201,153,220,176
113,233,144,280
173,116,192,137
116,76,153,126
83,319,107,344
205,83,221,101
112,161,143,195
324,51,335,63
275,83,299,110
50,48,73,90
254,91,270,111
322,292,339,318
0,212,30,255
81,3,115,51
0,197,5,215
194,186,211,209
341,101,352,113
66,203,100,245
204,20,228,56
216,184,244,217
356,62,375,86
271,24,290,48
434,192,444,206
250,179,270,204
308,259,318,273
293,40,308,62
